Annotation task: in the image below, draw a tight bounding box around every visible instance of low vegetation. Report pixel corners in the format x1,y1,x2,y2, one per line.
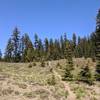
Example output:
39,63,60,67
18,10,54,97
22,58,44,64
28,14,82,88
0,58,100,100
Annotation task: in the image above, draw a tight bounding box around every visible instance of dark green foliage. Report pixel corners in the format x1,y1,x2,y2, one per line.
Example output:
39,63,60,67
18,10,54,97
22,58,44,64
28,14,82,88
4,28,21,62
34,33,39,60
65,42,74,70
78,65,93,85
90,32,96,60
21,33,34,62
12,28,21,62
25,47,34,62
73,33,76,49
72,33,77,57
38,39,44,60
48,39,55,60
60,35,65,58
4,38,13,62
44,38,49,60
63,41,74,81
62,62,73,81
95,9,100,81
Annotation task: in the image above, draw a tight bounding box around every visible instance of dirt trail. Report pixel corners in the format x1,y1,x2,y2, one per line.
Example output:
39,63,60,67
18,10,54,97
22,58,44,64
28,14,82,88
53,70,76,100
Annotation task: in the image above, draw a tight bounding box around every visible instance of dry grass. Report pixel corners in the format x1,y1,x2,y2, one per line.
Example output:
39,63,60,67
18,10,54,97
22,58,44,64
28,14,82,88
0,58,99,100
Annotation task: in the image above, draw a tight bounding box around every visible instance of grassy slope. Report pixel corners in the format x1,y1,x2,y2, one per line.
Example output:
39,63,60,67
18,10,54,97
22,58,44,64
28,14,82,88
0,58,100,100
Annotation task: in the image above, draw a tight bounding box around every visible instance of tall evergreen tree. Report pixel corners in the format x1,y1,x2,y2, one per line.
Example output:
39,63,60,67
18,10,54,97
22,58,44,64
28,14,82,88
72,33,77,57
60,35,65,58
20,35,25,62
64,33,67,58
53,39,61,60
63,41,74,81
4,38,13,62
72,33,77,49
90,32,96,61
25,42,34,62
95,9,100,81
34,33,39,60
78,65,93,85
44,38,49,60
12,27,21,62
21,33,34,62
38,39,44,60
49,38,54,60
34,33,39,50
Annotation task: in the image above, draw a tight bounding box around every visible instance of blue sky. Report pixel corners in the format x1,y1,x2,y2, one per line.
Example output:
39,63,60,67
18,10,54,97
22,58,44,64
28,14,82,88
0,0,100,53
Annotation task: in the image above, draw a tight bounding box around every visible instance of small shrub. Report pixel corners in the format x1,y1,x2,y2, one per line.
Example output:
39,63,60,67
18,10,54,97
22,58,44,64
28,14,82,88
75,87,86,99
28,63,32,68
14,91,20,95
41,61,45,67
35,89,50,99
78,65,93,85
2,87,14,95
62,68,73,81
65,90,69,98
47,74,56,85
56,62,62,69
50,68,53,73
32,62,36,66
23,92,36,98
18,83,27,89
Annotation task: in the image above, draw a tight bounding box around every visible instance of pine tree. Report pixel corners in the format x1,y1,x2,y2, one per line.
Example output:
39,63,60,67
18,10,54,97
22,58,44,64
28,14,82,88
64,33,67,58
60,35,65,58
78,65,93,85
25,47,34,62
90,32,96,61
4,38,13,62
63,41,74,81
34,33,39,60
0,49,2,61
75,36,82,58
95,9,100,81
38,39,44,60
54,39,61,59
83,37,89,58
73,33,77,49
21,33,34,62
44,38,49,60
72,33,77,57
12,27,21,62
49,39,54,60
20,35,25,62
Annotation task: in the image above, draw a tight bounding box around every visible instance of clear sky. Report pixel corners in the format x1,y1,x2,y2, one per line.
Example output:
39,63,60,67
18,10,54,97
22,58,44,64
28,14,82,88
0,0,100,54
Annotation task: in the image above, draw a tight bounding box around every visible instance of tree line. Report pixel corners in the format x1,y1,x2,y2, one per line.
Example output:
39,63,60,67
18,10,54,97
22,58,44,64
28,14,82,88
0,28,96,62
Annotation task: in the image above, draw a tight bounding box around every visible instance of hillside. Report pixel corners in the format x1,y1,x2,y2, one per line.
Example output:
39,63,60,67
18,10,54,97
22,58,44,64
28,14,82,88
0,58,100,100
